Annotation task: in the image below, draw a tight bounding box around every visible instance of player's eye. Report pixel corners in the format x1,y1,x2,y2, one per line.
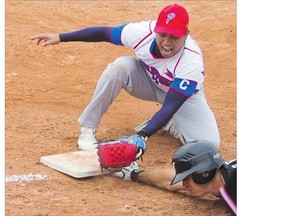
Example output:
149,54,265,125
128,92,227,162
170,36,179,40
159,33,167,38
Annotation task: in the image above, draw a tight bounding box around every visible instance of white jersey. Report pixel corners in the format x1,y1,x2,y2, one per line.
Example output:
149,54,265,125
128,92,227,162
120,20,205,93
77,20,220,147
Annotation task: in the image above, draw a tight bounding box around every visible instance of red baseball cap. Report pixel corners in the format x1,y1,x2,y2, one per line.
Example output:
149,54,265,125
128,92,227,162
154,4,189,37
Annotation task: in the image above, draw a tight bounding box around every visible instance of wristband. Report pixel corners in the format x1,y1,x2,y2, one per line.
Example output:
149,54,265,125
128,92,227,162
137,131,149,141
130,169,144,182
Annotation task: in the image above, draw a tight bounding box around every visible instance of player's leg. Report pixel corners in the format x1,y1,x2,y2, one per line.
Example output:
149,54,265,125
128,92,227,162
77,56,161,149
122,61,166,102
133,86,220,148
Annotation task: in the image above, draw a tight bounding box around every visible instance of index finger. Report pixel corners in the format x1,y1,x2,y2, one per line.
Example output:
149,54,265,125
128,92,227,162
30,34,45,40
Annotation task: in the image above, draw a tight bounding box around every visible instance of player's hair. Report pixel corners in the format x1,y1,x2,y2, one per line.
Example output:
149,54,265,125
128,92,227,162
170,140,224,185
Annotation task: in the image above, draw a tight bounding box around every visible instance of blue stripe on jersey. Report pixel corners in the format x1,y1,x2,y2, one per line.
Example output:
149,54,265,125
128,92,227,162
170,78,198,98
110,24,127,45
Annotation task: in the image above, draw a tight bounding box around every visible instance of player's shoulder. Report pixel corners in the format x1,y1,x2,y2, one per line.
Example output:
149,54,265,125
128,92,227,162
221,159,237,188
124,20,156,33
121,20,156,48
224,159,237,169
175,36,204,72
183,35,203,58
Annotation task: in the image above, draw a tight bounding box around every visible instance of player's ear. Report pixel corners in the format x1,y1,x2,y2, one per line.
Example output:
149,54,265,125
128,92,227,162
182,30,189,40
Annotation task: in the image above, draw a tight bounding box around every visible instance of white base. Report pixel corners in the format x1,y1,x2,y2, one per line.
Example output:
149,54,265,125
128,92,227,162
40,150,110,178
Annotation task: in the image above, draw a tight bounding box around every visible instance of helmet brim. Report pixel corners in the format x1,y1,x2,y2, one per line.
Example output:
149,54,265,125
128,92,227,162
170,170,192,185
170,163,202,185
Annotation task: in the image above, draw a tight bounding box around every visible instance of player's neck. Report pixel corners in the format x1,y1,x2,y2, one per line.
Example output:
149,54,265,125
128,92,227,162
153,43,164,58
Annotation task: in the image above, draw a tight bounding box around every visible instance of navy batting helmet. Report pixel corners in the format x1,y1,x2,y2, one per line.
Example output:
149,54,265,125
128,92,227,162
170,140,224,185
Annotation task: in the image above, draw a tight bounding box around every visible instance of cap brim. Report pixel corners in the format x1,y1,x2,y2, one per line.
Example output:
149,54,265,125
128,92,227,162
154,26,185,38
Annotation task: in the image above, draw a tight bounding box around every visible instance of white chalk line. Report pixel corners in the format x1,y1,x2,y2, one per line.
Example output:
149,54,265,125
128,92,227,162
6,173,49,184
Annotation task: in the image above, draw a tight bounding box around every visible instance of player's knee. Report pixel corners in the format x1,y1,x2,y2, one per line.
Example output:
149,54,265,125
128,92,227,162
210,138,220,150
183,137,220,150
104,56,136,76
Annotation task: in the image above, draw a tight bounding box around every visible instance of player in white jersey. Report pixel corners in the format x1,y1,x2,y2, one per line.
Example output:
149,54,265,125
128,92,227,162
31,4,220,151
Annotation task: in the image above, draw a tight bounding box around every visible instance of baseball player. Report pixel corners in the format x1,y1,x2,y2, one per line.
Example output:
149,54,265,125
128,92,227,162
112,140,237,215
31,4,220,151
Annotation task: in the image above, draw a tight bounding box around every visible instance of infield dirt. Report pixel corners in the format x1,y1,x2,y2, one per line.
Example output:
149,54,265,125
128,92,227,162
5,1,236,215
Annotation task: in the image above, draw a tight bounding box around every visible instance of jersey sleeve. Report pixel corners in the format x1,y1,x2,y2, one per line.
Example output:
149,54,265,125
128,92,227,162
109,24,127,45
172,46,205,95
170,78,198,97
170,61,204,97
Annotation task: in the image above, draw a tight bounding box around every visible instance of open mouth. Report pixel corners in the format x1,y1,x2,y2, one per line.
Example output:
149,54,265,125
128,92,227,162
162,46,173,55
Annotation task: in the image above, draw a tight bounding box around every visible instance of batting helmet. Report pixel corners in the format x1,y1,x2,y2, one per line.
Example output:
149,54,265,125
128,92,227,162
170,140,224,185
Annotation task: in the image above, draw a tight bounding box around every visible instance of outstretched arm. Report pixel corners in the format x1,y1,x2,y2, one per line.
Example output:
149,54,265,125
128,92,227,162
137,167,184,192
113,164,184,192
138,77,198,139
31,24,126,47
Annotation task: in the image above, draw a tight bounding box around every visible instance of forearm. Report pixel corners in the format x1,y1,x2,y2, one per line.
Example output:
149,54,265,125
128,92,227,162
141,89,187,137
136,168,184,192
59,26,112,42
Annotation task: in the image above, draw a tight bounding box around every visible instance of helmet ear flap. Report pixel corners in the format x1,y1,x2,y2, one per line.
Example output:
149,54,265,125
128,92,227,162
192,168,217,185
202,171,210,178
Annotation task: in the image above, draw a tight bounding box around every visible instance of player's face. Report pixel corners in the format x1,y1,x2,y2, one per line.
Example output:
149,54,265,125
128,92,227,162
182,176,210,197
155,32,188,58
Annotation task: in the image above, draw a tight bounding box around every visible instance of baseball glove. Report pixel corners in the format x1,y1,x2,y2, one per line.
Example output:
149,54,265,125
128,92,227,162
97,135,146,169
